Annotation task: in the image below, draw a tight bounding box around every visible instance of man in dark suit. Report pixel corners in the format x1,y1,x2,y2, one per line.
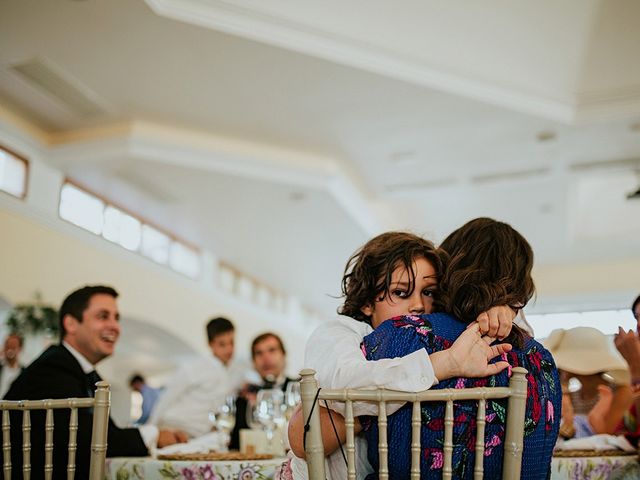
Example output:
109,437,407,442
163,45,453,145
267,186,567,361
4,285,186,479
230,332,297,449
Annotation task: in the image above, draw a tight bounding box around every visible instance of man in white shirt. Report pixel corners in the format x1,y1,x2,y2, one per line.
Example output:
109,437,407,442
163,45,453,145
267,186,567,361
150,317,246,438
4,285,186,479
0,333,24,398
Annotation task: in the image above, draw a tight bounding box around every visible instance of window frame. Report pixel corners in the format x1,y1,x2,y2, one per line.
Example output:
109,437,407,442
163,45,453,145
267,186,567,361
0,144,29,200
59,179,201,278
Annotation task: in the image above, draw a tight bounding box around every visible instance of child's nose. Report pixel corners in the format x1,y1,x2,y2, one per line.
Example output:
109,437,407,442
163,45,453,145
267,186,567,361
409,296,426,313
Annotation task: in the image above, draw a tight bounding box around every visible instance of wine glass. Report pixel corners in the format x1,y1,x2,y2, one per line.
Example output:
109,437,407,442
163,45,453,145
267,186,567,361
284,381,301,420
254,389,284,448
208,395,236,450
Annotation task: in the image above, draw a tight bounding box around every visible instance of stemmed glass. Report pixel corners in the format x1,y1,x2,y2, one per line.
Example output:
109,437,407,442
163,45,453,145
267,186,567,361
254,389,284,450
284,381,301,420
208,395,236,450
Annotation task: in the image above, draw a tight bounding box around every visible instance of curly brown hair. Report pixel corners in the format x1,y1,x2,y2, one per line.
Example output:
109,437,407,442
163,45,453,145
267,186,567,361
435,217,535,347
339,232,445,324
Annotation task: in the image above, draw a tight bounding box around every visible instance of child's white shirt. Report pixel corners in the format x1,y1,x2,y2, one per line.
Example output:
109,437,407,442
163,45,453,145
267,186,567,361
290,316,438,479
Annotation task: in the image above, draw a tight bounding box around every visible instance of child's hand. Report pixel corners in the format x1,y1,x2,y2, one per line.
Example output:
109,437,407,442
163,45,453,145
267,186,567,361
614,327,640,369
475,305,516,339
588,385,614,434
432,323,512,380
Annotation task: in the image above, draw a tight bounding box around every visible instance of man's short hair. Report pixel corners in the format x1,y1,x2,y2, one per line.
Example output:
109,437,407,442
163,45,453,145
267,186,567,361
5,333,23,347
633,295,640,318
251,332,286,359
59,285,118,339
206,317,234,342
129,374,145,386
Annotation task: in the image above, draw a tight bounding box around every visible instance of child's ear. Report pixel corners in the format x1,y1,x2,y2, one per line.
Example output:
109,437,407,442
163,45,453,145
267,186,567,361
361,304,374,317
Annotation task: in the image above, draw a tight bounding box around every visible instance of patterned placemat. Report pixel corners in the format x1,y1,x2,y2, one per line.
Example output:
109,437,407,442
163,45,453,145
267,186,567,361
156,452,275,461
553,449,637,458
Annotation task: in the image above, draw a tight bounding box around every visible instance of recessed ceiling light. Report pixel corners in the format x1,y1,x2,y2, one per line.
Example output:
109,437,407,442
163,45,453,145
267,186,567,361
536,130,556,142
289,192,306,202
388,151,418,165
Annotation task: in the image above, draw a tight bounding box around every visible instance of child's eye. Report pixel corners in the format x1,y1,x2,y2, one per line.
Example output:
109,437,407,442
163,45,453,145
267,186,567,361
392,289,409,298
422,289,436,298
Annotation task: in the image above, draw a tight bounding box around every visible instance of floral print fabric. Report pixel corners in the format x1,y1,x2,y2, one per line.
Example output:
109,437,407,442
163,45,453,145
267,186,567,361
361,313,561,479
106,457,281,480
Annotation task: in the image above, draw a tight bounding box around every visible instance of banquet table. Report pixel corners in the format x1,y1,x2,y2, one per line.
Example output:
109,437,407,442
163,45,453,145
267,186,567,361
105,456,286,480
550,451,638,480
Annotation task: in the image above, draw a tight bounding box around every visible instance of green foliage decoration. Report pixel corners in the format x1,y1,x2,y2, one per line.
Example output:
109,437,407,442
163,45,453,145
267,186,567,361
6,292,58,337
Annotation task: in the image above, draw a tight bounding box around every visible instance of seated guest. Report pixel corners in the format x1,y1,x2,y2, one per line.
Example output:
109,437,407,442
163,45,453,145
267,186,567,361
610,294,640,445
230,332,296,449
150,317,246,438
0,333,25,398
4,285,186,480
129,373,162,425
360,218,561,479
543,327,632,438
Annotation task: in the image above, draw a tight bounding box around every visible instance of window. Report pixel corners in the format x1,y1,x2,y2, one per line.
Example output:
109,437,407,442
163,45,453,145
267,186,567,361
0,146,28,199
59,181,201,278
59,183,104,235
103,206,142,252
141,225,170,264
169,241,200,278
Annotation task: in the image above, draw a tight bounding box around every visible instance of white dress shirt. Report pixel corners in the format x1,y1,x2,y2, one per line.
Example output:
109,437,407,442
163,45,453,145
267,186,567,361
62,342,159,449
290,316,438,480
150,355,246,438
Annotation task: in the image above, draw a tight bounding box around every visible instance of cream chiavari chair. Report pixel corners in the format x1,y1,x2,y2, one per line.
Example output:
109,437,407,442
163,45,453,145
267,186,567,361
0,381,110,480
300,367,528,480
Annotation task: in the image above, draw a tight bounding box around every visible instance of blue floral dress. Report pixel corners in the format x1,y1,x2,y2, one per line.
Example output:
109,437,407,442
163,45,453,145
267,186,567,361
361,313,561,479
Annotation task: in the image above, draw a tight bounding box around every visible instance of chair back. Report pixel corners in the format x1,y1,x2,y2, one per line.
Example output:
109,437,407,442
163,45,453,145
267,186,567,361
300,368,528,480
0,381,110,480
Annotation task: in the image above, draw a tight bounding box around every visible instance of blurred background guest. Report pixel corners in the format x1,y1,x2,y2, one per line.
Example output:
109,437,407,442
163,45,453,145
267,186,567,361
0,333,24,398
544,326,632,439
150,317,247,438
610,294,640,445
230,332,297,449
129,373,162,425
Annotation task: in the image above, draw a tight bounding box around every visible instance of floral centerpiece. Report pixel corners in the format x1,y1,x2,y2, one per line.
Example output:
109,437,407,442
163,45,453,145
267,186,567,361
5,292,59,337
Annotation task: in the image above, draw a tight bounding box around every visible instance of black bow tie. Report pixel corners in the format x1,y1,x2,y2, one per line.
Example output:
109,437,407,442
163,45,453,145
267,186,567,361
86,370,102,396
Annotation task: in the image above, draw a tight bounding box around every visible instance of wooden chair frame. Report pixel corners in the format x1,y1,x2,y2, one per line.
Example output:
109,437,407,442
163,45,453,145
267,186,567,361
0,381,110,480
301,367,528,480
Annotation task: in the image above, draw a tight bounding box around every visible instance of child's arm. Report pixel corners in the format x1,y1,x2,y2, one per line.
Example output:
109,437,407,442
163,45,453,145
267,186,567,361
293,323,512,459
307,313,514,397
288,405,357,458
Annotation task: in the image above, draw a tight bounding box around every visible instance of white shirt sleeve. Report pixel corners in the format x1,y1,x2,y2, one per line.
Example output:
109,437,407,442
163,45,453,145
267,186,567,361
148,363,196,427
304,318,437,416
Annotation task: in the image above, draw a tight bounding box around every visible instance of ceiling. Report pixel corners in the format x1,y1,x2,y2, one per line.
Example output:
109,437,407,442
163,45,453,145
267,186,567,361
1,0,640,315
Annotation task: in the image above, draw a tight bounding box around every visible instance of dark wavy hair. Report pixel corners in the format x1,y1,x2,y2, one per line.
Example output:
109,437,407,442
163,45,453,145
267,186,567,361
632,295,640,319
339,232,445,324
435,218,535,347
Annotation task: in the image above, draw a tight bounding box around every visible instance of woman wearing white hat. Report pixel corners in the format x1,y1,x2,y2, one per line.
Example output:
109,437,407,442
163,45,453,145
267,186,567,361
543,326,633,439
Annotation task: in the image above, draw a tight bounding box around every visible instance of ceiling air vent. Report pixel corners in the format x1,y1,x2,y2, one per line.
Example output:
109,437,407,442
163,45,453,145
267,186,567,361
627,186,640,200
11,58,108,118
470,167,549,185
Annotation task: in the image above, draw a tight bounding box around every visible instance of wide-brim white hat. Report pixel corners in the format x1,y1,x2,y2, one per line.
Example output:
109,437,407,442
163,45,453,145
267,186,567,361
542,327,629,377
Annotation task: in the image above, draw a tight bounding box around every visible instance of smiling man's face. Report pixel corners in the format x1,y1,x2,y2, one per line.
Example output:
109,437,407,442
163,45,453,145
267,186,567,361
64,293,120,365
